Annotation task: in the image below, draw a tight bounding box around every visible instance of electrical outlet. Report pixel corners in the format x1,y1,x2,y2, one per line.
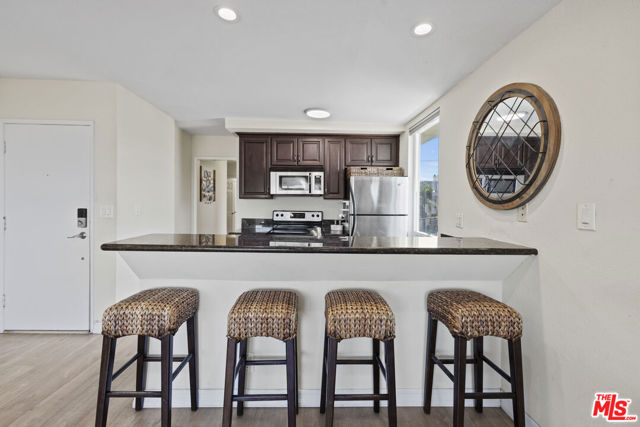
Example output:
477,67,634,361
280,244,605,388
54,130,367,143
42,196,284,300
100,205,114,218
455,212,464,229
134,204,142,217
517,204,528,222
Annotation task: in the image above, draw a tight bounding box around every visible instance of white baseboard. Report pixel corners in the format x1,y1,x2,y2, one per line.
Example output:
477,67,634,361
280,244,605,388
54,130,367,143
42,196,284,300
500,399,540,427
91,321,102,334
139,387,502,409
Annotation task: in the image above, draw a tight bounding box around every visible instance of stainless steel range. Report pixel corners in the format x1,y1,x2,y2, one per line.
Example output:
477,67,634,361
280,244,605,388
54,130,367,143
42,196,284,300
270,210,323,236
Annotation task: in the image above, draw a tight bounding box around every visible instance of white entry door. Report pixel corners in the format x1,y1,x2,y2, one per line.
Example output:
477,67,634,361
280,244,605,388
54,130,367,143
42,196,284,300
3,123,92,331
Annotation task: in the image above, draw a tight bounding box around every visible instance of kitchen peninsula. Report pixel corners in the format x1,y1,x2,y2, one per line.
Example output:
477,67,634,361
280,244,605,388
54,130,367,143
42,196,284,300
102,234,537,409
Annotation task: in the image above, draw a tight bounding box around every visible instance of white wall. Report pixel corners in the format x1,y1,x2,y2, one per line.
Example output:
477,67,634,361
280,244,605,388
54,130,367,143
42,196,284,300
196,160,227,234
0,78,118,329
114,85,181,300
174,129,192,233
0,78,186,327
191,135,345,221
115,85,177,238
407,0,640,425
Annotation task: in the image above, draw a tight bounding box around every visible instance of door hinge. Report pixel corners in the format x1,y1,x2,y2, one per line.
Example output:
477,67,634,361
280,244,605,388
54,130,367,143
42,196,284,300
3,139,6,154
2,216,5,231
2,294,5,309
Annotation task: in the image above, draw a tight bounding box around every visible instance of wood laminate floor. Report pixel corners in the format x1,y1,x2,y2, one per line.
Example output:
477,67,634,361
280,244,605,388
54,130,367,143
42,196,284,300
0,334,514,427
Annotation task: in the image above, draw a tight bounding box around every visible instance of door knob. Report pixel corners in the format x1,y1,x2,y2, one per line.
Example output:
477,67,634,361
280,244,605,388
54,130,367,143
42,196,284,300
67,232,87,239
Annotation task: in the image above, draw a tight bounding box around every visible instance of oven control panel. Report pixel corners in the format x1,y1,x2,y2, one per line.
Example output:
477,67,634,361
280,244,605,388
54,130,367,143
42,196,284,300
272,210,323,223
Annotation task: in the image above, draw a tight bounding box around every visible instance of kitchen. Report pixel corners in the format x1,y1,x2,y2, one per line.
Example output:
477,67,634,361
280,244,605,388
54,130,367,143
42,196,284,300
0,1,638,427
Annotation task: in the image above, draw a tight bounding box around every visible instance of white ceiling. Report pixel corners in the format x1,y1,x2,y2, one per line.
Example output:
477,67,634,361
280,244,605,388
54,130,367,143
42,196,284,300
0,0,561,129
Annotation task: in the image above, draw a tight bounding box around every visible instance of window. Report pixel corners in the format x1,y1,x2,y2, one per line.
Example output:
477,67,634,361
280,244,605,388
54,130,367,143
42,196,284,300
413,116,439,235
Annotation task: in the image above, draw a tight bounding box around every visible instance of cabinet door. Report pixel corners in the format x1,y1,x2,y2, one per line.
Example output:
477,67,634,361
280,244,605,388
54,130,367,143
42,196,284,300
498,137,521,172
474,136,497,173
371,137,398,166
271,136,298,166
345,138,371,166
323,138,345,199
298,137,324,166
240,136,272,199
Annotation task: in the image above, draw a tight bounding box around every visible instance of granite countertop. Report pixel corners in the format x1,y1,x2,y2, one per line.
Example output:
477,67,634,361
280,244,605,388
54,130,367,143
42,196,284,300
101,233,538,255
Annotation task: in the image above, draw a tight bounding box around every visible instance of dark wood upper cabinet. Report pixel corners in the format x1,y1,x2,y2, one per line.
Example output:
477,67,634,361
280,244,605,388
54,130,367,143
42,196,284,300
298,137,324,166
371,137,398,166
239,135,272,199
323,138,345,199
474,136,540,175
272,135,323,166
345,138,372,166
346,136,399,166
240,133,398,199
271,136,298,166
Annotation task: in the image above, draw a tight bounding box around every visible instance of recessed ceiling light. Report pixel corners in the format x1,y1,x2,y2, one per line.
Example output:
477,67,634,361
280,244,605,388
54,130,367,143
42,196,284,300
413,23,433,36
304,108,331,119
216,6,238,22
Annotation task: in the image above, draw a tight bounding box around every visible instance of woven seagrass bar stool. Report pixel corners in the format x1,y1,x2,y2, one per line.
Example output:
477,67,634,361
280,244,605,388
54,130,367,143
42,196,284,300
95,287,199,427
222,289,299,427
423,290,525,427
320,289,397,427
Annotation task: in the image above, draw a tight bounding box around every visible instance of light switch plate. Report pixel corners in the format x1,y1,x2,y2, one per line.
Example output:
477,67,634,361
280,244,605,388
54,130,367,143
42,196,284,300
455,212,464,229
517,204,528,222
577,202,596,231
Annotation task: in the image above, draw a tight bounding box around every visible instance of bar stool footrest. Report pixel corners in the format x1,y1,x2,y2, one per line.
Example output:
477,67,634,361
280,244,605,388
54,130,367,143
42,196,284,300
107,391,163,398
464,392,515,400
233,393,288,402
335,393,389,401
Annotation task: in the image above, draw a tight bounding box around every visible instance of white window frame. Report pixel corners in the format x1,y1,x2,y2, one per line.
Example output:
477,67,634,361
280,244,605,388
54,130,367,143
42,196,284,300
410,115,439,236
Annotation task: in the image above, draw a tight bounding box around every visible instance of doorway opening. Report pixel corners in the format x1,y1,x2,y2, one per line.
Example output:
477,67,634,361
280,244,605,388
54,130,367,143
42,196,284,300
192,157,238,234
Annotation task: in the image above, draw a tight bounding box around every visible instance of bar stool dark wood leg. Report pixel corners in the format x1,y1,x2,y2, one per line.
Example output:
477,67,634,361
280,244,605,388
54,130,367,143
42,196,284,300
95,336,116,427
425,290,526,427
453,336,467,427
319,329,328,414
187,315,198,411
509,338,525,427
95,288,199,427
473,337,483,413
294,336,299,415
134,335,148,411
236,339,248,416
384,339,398,427
423,314,438,414
286,339,297,427
222,338,238,427
324,337,338,427
160,334,174,427
373,339,380,413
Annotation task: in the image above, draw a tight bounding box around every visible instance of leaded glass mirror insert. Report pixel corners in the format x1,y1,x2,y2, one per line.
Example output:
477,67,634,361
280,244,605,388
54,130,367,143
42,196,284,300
466,83,561,210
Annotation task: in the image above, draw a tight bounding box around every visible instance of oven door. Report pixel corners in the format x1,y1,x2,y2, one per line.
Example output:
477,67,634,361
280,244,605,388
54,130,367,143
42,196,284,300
271,172,311,195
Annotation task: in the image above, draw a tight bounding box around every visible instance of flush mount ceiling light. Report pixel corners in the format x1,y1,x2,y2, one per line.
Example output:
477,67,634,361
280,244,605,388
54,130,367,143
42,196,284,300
304,108,331,119
216,6,238,22
413,23,433,36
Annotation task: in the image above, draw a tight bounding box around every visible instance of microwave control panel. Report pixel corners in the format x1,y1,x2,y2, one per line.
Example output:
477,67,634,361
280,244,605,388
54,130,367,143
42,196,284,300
272,210,323,223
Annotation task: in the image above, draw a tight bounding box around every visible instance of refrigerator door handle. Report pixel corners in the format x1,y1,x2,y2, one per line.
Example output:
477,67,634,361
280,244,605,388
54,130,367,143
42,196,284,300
349,179,357,237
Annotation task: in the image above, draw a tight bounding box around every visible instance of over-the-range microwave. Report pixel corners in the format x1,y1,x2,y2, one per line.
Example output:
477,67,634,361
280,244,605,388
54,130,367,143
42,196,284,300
270,171,324,195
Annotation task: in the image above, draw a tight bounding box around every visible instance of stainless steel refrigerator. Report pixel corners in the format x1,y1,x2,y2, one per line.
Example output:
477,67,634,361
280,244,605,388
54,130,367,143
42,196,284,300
349,176,409,237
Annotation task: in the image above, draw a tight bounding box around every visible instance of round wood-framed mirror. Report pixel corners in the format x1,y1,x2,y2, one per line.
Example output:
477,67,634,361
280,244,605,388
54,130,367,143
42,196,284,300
465,82,561,210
